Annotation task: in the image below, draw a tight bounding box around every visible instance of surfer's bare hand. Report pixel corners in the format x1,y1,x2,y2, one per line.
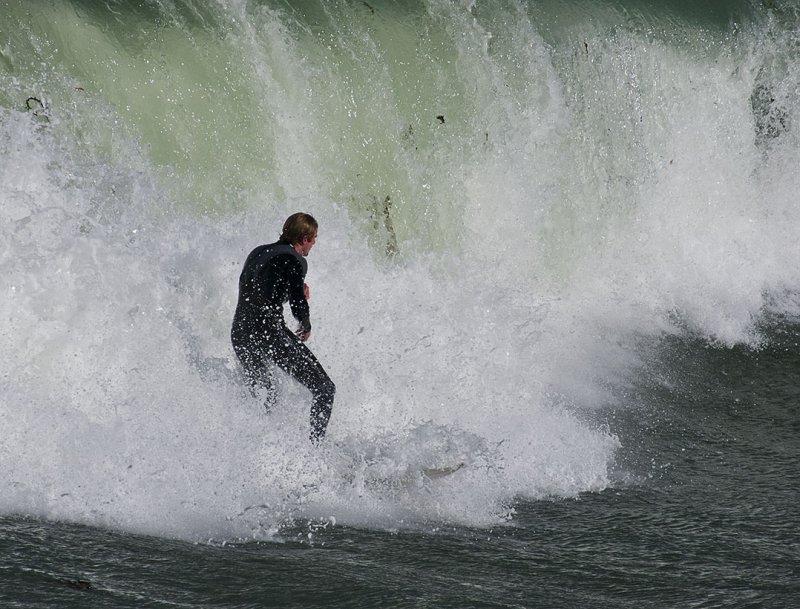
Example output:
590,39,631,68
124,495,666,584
297,328,311,342
303,283,310,300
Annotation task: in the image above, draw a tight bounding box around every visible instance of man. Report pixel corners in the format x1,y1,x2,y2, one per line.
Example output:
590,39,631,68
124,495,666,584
231,213,335,443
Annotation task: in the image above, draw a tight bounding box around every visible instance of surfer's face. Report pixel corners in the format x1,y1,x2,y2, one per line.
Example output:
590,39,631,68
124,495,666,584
297,232,317,256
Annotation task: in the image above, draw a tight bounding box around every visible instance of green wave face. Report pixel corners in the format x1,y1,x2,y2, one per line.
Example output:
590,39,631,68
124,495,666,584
0,0,796,260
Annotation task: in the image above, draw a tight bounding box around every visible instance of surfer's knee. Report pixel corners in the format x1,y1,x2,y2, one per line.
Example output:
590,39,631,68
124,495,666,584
312,375,335,402
323,377,335,400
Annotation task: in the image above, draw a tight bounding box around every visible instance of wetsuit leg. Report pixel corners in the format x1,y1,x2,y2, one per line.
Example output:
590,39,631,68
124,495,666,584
265,326,335,442
231,331,277,409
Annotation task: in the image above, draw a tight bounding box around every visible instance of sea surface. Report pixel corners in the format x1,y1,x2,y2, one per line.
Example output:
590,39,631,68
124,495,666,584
1,1,799,607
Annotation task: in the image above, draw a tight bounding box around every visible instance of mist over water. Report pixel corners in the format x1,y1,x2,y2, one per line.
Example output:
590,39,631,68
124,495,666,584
2,0,800,541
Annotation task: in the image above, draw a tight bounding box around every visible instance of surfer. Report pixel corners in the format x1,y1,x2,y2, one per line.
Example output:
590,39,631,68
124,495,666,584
231,213,335,443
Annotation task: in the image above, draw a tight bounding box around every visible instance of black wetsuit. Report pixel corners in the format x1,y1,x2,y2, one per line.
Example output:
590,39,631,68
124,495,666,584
231,240,335,442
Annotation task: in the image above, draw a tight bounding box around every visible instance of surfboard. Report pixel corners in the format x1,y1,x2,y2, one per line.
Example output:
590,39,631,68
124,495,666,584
420,462,465,479
356,461,466,487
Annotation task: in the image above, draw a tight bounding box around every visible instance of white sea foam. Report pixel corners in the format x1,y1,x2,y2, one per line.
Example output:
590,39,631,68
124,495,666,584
0,102,618,538
1,0,799,540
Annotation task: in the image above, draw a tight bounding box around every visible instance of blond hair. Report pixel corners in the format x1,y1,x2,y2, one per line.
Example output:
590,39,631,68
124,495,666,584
280,212,318,244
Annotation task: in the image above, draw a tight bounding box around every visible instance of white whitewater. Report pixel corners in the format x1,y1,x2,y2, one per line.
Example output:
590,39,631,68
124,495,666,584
1,0,799,539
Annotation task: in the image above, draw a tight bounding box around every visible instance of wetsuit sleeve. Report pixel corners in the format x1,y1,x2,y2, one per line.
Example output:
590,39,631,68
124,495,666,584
287,258,311,332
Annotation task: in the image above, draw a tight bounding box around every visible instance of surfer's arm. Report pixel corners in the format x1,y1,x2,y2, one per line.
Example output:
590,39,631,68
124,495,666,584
287,258,311,333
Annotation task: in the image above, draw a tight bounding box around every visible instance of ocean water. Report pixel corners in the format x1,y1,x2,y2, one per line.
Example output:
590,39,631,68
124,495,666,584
1,0,799,606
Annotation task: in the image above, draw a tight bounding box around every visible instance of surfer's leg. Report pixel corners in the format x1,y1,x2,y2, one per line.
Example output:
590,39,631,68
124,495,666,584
307,369,336,443
269,328,336,442
231,336,277,410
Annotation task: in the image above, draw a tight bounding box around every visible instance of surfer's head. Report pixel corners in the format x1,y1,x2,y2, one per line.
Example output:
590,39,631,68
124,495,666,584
281,212,318,256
